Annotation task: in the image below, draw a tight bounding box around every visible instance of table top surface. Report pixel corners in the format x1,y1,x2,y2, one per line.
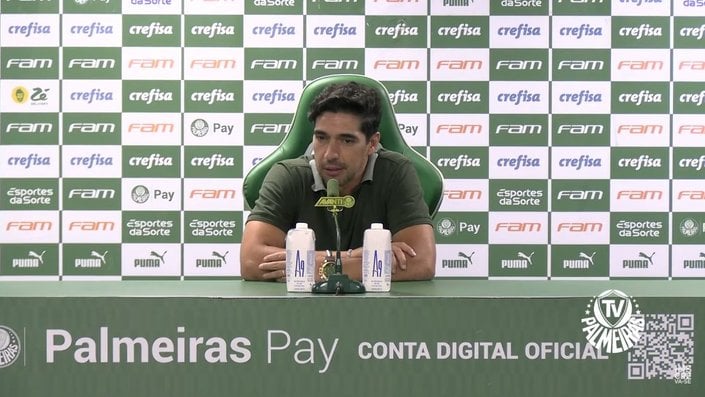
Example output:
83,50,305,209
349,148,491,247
0,278,701,298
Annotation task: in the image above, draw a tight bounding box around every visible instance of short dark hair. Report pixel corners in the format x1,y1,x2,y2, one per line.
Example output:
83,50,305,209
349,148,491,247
307,81,381,140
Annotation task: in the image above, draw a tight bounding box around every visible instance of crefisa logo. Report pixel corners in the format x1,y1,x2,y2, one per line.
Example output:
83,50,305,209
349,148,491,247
581,290,644,354
0,325,21,368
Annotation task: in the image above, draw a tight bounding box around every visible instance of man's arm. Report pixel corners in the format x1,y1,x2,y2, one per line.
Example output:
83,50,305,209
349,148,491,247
240,220,287,281
241,221,435,282
241,220,360,282
389,223,436,281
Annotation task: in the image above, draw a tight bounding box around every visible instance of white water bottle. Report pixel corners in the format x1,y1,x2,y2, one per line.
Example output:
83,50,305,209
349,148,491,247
362,223,392,292
285,222,315,292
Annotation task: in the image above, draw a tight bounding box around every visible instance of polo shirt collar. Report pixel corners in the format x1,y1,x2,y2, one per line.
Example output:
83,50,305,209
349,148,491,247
310,151,379,193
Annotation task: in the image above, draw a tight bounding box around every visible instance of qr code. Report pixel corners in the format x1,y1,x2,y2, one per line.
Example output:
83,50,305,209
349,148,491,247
627,314,695,383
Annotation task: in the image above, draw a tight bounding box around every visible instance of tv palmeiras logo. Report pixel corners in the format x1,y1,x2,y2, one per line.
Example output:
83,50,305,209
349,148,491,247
581,289,644,354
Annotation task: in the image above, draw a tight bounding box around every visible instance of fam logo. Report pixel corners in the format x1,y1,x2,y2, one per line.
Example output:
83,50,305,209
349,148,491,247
677,190,705,201
127,58,174,70
189,59,236,70
0,325,21,368
126,122,174,134
556,189,604,201
249,122,289,134
311,59,359,71
444,189,482,201
4,58,53,71
581,289,644,354
189,189,237,200
436,59,482,71
556,59,605,71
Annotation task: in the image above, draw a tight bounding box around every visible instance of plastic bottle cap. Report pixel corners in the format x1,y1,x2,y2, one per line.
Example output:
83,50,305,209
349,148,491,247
295,222,308,229
370,223,384,229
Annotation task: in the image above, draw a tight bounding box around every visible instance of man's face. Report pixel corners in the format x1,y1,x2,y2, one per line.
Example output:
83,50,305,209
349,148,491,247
312,111,379,195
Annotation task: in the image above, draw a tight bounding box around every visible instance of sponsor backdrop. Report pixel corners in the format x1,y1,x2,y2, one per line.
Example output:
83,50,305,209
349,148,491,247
1,0,705,280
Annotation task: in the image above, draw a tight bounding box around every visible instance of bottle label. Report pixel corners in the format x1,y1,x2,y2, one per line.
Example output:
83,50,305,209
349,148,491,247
363,248,392,292
286,248,314,292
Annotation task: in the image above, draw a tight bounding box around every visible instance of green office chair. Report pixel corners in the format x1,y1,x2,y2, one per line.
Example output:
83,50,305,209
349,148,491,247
242,74,444,217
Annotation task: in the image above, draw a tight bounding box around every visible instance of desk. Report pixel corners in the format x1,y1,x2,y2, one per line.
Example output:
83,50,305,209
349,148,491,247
0,280,701,396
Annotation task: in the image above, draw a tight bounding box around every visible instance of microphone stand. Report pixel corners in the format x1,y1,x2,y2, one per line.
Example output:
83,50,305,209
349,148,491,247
312,201,365,295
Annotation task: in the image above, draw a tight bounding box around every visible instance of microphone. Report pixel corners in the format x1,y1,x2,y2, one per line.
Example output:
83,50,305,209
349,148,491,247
311,179,365,295
327,178,339,197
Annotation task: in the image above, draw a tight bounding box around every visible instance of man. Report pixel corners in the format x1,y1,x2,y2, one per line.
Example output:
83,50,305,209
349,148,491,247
240,81,435,282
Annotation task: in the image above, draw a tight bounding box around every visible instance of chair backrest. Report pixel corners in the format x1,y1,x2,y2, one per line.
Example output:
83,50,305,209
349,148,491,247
242,74,444,217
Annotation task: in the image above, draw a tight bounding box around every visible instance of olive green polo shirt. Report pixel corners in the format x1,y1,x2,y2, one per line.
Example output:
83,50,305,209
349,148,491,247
247,149,431,251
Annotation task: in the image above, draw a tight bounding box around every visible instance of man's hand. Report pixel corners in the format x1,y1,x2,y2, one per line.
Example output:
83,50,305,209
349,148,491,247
390,242,417,273
258,250,287,282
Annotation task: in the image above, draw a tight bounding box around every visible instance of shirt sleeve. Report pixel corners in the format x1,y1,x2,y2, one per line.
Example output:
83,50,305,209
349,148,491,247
384,157,432,235
246,162,300,233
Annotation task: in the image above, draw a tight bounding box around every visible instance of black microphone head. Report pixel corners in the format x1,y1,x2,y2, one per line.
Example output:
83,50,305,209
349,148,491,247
327,178,339,197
